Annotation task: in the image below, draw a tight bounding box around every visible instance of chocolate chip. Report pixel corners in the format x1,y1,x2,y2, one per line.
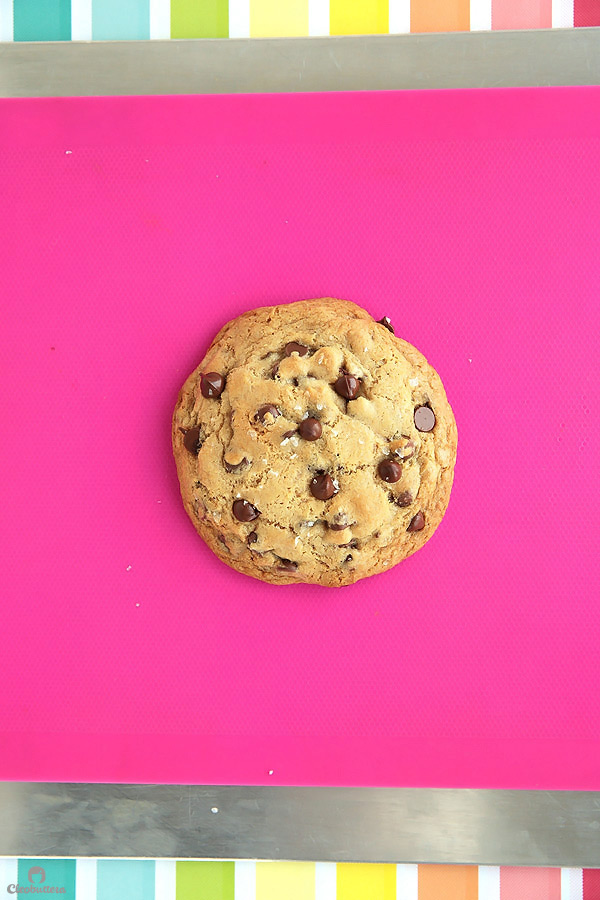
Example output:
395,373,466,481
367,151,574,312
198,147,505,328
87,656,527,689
217,533,229,549
377,460,402,483
310,473,337,500
255,404,281,424
333,373,360,400
407,511,425,532
180,425,201,454
414,405,436,432
395,491,413,508
224,457,249,473
339,538,358,549
328,512,355,531
377,316,394,334
282,429,297,439
232,499,260,522
284,342,309,357
389,436,416,459
201,372,226,399
344,554,353,563
277,558,298,573
299,417,322,441
247,531,258,544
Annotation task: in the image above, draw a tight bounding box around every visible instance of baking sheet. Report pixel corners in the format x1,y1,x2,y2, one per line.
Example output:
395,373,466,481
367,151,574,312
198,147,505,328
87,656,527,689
1,87,598,788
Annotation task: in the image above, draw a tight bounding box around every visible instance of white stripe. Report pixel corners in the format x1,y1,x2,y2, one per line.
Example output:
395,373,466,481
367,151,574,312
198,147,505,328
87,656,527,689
155,860,176,900
470,0,492,31
71,0,92,41
389,0,411,34
315,862,337,900
150,0,171,40
396,864,418,900
308,0,329,36
478,866,501,900
235,861,256,900
0,0,14,42
561,868,584,900
75,858,97,899
0,860,19,892
552,0,574,27
229,0,250,38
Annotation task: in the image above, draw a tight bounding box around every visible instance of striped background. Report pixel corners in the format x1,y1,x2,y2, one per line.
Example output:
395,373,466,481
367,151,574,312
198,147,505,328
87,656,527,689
0,861,599,899
0,0,599,41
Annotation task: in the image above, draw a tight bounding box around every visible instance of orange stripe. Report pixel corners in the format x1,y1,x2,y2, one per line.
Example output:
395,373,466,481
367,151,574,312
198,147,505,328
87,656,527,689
411,0,470,32
418,864,478,900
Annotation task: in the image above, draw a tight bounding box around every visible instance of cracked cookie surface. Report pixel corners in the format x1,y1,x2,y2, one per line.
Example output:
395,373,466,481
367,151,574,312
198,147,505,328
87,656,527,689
172,298,457,586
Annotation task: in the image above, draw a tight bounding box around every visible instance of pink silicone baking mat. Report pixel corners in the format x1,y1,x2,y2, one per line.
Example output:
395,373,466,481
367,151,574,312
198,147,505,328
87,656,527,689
1,87,599,788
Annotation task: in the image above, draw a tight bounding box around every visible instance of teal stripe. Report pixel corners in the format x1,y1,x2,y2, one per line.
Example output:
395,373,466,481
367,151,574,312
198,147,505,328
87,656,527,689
17,860,76,899
13,0,71,41
92,0,150,39
97,859,155,900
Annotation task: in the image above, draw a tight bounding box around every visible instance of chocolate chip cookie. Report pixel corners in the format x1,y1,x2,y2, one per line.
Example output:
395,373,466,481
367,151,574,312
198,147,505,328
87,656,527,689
172,298,457,587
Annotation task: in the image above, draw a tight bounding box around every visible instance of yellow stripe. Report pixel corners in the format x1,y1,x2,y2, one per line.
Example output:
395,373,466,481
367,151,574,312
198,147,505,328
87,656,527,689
337,863,397,900
330,0,389,35
250,0,309,36
255,862,316,900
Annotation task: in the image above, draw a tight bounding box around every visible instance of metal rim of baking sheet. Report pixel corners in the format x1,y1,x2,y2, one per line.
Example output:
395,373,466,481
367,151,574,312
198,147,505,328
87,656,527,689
0,782,599,865
1,28,600,868
0,27,599,97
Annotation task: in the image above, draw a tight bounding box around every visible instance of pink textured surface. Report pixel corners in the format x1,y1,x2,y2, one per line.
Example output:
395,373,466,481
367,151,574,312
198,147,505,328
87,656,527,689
1,88,599,788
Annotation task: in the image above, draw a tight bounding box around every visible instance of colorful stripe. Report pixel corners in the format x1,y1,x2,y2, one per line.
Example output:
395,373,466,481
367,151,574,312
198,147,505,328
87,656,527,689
249,0,308,37
229,0,250,36
389,0,411,33
337,863,396,900
470,0,493,30
562,868,584,900
176,861,235,900
150,0,171,37
71,0,92,39
171,0,229,37
92,0,149,38
13,0,71,40
396,865,419,900
75,859,97,899
97,860,155,900
479,866,501,900
410,0,470,32
500,867,561,900
235,861,257,900
17,860,76,900
492,0,552,29
5,0,600,40
419,864,478,900
0,0,15,40
308,0,329,35
1,861,600,897
256,862,316,900
329,0,388,34
574,0,600,25
583,870,600,900
552,0,574,27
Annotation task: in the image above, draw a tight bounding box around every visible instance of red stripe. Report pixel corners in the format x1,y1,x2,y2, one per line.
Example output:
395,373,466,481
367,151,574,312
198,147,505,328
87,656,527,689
574,0,600,25
583,870,600,900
